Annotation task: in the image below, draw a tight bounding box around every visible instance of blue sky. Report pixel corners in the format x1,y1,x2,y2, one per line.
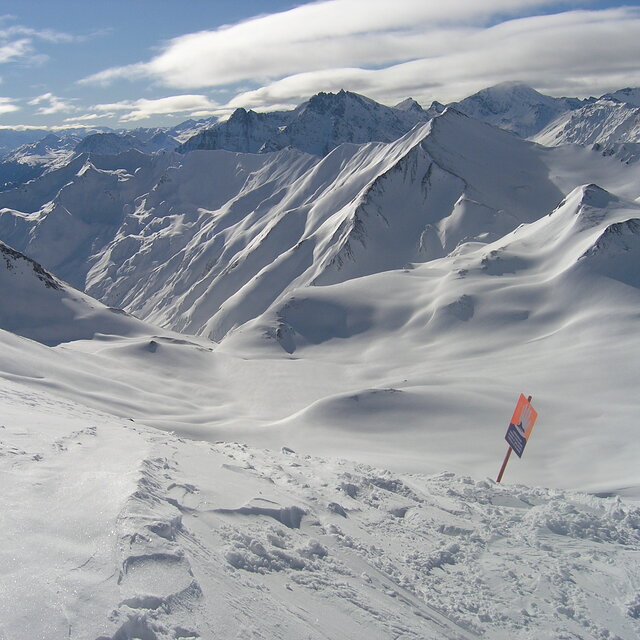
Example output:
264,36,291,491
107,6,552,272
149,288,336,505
0,0,638,129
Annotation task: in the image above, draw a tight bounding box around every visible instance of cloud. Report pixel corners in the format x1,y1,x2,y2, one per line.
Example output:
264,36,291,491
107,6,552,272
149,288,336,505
0,20,78,67
87,94,222,122
28,92,76,115
222,7,640,109
0,96,19,114
81,0,596,90
63,112,113,123
0,38,31,64
0,25,76,44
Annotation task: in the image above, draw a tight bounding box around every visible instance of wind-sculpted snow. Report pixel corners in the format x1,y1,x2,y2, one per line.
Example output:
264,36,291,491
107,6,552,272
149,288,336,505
0,380,638,639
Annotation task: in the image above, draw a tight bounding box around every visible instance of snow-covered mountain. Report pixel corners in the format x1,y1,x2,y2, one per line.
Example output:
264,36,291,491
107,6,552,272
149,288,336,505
601,87,640,107
180,90,438,156
533,98,640,149
0,108,556,334
0,128,51,156
1,83,639,184
0,240,152,345
4,133,77,166
1,106,639,492
75,130,180,155
178,107,292,154
2,132,80,175
0,132,81,190
454,81,586,138
0,128,118,191
3,106,640,343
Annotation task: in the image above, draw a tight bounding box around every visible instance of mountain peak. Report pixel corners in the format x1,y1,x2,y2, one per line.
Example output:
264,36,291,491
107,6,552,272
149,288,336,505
600,87,640,107
455,81,578,138
579,183,620,209
302,90,373,116
394,98,424,113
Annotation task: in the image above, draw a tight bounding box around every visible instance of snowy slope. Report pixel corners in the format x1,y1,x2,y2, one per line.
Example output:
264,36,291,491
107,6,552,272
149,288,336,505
1,179,638,496
213,183,640,492
3,107,640,344
0,104,638,495
0,241,153,345
88,109,567,339
533,98,640,148
0,150,179,289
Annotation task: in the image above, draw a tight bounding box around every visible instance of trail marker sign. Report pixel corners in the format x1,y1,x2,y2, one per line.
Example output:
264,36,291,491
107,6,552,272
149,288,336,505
496,394,538,483
505,394,538,458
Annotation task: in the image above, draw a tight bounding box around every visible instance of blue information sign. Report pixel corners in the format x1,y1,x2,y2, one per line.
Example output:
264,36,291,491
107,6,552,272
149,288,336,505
506,422,527,458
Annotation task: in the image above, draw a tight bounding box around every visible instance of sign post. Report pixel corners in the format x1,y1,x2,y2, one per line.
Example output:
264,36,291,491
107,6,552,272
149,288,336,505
496,394,538,483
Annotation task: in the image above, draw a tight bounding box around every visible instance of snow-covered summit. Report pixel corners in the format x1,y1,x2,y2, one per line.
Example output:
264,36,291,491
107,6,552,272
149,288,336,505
394,97,424,112
178,107,290,154
455,81,585,138
179,90,435,157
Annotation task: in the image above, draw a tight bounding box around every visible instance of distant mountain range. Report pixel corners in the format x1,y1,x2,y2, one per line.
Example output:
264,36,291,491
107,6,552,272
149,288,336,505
2,82,640,193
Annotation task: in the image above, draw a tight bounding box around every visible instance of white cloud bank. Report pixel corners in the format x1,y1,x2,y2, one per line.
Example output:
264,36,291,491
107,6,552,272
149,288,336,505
0,96,19,115
28,93,75,115
87,95,221,122
78,0,640,111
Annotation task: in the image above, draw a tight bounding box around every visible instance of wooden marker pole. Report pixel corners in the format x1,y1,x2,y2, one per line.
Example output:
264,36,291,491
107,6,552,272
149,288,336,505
496,446,512,483
496,395,532,483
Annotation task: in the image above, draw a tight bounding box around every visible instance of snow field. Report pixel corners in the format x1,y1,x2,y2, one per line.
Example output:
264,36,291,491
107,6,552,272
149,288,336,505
1,377,639,639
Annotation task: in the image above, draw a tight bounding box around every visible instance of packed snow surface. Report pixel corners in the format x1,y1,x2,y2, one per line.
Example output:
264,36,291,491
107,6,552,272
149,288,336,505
1,378,638,640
